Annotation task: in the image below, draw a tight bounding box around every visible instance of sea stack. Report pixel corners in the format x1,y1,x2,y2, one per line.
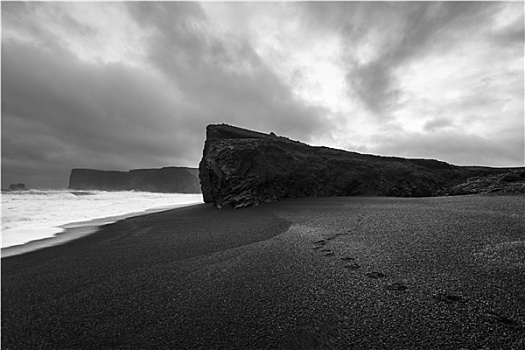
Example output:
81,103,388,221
198,124,524,208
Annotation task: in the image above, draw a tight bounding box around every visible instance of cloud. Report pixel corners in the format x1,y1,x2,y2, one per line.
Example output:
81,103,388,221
350,60,400,115
126,2,333,140
423,118,454,132
298,2,507,118
2,38,207,188
369,129,524,167
1,2,332,188
1,2,523,189
295,1,523,167
489,2,525,48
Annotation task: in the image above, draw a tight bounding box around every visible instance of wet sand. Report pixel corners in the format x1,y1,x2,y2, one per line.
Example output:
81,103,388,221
1,202,202,258
2,196,524,349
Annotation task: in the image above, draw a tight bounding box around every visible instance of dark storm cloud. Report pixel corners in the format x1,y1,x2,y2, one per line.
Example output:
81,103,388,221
350,61,400,115
2,38,205,188
1,2,331,188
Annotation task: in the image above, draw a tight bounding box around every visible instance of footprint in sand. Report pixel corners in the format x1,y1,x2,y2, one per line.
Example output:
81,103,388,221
385,282,408,291
484,311,522,329
432,293,466,303
343,263,361,270
312,240,328,250
340,257,355,262
365,271,386,279
316,247,335,257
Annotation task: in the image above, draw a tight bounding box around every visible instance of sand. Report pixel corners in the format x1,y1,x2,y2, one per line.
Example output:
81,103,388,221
2,196,524,349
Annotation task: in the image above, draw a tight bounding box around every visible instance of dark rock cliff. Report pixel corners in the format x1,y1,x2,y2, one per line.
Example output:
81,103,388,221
447,171,525,195
199,124,524,208
7,183,27,191
69,167,201,193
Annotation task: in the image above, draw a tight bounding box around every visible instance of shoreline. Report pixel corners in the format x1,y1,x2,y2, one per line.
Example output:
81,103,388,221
2,196,524,349
1,202,202,258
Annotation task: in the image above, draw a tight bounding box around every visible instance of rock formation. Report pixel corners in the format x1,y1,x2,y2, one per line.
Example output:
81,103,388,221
199,124,524,208
69,167,201,193
447,171,525,195
7,183,26,191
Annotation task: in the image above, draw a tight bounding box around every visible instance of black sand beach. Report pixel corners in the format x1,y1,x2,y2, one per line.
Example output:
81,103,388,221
2,196,524,349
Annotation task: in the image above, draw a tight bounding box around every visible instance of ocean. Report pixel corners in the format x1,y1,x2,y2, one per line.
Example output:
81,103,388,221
1,190,203,252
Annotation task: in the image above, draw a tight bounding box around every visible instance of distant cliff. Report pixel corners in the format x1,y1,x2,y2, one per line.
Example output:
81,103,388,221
69,167,201,193
8,183,27,191
199,124,524,208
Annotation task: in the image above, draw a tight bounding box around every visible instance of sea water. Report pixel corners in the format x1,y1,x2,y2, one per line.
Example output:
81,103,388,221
1,190,203,249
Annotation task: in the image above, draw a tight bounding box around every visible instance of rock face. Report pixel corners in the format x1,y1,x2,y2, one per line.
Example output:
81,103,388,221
7,183,26,191
199,124,524,208
447,171,525,195
69,167,201,193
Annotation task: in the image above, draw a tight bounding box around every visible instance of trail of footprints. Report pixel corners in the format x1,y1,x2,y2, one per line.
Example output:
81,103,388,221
312,234,391,282
310,233,523,330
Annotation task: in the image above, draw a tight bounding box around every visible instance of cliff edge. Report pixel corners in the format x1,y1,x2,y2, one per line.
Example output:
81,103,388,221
69,167,201,193
199,124,524,208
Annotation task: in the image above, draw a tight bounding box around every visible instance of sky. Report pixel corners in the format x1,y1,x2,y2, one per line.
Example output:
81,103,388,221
2,1,524,189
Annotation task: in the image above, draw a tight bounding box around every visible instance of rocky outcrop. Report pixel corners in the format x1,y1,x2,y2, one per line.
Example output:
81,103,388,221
69,167,201,193
447,171,525,195
199,124,524,208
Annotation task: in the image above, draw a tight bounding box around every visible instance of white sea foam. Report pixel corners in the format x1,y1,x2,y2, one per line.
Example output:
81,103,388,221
1,190,203,248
